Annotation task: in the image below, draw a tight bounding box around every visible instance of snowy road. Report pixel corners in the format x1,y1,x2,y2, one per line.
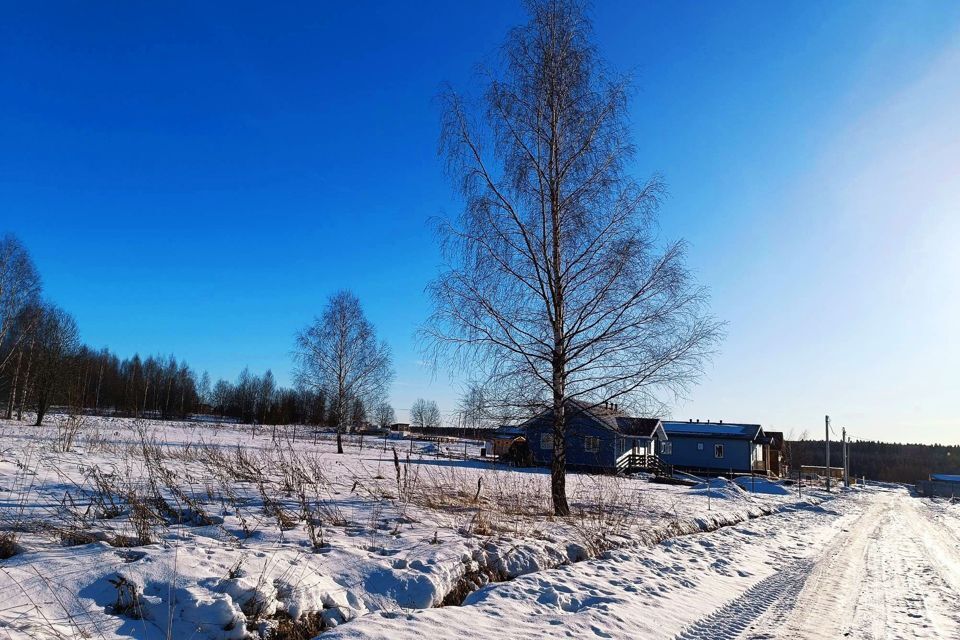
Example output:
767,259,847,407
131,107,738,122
329,487,960,640
746,490,960,639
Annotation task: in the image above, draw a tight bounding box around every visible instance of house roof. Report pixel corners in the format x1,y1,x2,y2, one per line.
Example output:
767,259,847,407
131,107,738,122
521,400,664,439
614,417,663,438
491,424,526,438
662,421,765,441
765,431,785,449
931,474,960,483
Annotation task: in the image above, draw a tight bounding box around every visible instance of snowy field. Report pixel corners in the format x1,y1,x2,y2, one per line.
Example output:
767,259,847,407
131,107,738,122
0,416,955,640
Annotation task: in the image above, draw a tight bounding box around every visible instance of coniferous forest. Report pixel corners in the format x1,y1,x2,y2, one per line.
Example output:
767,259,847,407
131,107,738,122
788,439,960,483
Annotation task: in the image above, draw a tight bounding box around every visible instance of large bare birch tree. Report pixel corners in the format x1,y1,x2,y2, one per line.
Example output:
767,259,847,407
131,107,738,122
424,0,722,515
295,291,393,453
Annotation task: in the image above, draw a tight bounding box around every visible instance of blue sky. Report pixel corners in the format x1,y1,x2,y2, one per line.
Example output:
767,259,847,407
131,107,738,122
2,1,958,443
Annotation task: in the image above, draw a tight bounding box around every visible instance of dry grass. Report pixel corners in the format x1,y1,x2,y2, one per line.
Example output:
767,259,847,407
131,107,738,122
53,414,86,453
266,611,327,640
0,531,20,559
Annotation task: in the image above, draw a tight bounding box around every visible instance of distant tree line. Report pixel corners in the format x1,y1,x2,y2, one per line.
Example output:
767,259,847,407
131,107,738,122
788,439,960,483
0,232,398,428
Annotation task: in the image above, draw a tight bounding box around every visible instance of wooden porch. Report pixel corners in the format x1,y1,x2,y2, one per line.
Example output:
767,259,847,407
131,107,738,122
616,452,669,475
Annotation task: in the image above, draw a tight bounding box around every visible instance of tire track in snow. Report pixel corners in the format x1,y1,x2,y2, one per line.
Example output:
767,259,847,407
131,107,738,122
671,497,870,640
672,557,815,640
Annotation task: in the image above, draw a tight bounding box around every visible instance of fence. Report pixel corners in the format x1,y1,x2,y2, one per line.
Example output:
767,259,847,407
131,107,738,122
915,480,960,498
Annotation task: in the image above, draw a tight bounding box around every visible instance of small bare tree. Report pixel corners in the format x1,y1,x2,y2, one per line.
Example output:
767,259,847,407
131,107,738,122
424,0,721,515
374,402,396,429
458,382,491,431
197,370,212,412
410,398,441,430
258,369,276,424
211,379,231,418
295,291,393,453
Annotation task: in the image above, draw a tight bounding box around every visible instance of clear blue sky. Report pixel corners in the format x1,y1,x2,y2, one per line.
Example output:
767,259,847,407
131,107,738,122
2,1,958,443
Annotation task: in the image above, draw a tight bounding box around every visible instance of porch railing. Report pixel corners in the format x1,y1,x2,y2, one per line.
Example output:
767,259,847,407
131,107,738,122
616,452,667,474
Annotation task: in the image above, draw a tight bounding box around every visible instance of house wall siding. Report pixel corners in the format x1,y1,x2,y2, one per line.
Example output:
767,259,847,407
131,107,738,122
524,411,621,470
661,435,753,472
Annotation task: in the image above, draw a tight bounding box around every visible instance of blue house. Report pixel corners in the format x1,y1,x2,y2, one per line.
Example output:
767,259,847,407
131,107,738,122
659,421,769,475
521,401,667,473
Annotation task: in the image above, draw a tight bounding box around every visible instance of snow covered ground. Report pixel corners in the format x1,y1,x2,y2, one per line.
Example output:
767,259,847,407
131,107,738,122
327,487,960,640
0,416,954,639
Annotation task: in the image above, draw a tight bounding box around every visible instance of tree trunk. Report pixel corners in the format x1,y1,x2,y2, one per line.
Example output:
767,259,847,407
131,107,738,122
548,91,570,516
17,342,34,421
80,364,90,412
94,361,104,414
164,377,172,420
35,388,47,426
336,388,346,454
550,366,570,516
6,348,22,420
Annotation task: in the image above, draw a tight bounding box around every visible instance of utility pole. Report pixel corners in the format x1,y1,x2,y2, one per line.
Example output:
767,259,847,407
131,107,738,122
842,427,849,488
825,415,831,493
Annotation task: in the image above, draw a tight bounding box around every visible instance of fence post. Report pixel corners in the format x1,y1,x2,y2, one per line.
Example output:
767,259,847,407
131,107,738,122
825,415,831,493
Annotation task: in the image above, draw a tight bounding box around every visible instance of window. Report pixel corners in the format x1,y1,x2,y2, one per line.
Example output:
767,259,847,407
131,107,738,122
660,441,672,455
584,436,600,453
697,443,704,451
541,434,554,450
714,444,724,459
